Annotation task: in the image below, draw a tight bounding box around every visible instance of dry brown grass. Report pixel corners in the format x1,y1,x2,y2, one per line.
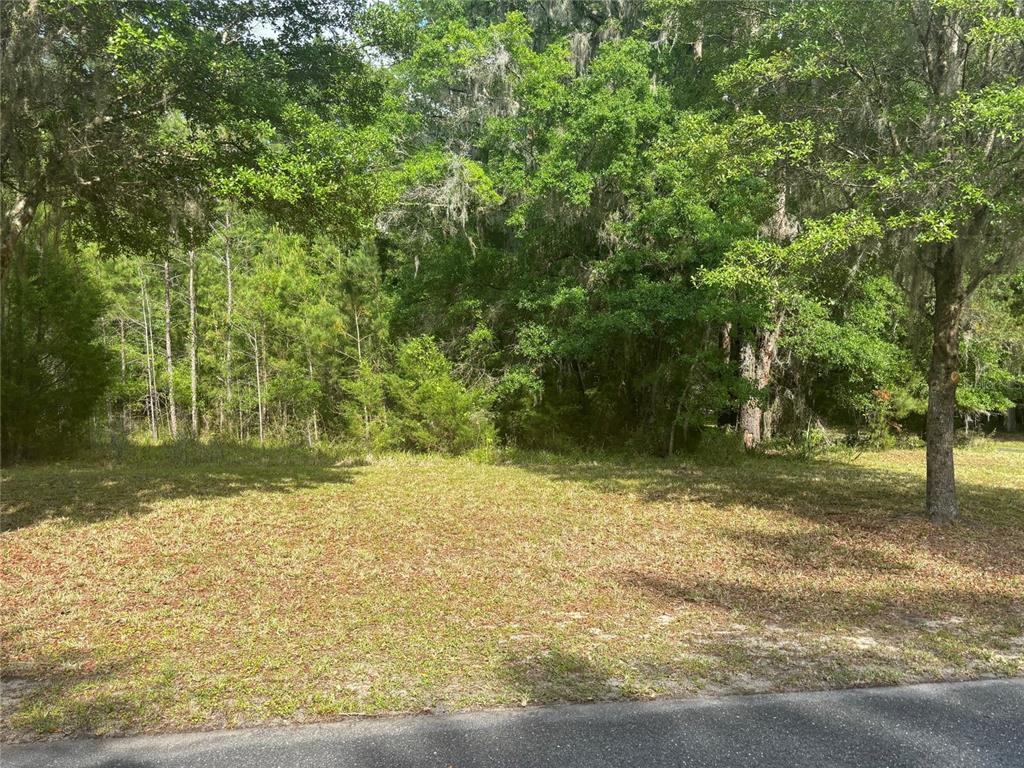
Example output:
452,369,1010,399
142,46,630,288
2,441,1022,740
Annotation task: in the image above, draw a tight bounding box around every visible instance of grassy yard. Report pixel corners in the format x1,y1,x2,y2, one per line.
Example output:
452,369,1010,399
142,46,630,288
2,441,1022,740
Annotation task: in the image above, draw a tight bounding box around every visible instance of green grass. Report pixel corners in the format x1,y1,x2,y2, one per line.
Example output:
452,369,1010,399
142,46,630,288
2,441,1022,740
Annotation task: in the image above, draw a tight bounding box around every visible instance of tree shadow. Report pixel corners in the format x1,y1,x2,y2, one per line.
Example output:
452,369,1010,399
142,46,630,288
713,526,917,575
612,565,1024,697
507,450,1024,572
512,451,1021,522
488,562,1022,718
617,568,1022,629
1,639,152,742
502,648,635,705
0,442,356,532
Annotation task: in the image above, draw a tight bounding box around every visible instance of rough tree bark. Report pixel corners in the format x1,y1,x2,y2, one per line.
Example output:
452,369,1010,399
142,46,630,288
738,320,782,449
738,339,761,448
917,9,984,525
925,243,965,523
738,187,794,449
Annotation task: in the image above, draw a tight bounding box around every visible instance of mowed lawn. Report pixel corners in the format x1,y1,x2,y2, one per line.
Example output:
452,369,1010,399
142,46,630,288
2,442,1022,740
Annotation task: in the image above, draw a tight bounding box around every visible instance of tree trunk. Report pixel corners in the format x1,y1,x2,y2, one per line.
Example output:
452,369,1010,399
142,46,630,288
187,248,199,436
140,273,160,440
118,317,129,431
252,332,265,446
667,394,684,456
738,339,761,449
738,186,794,449
223,210,234,434
353,305,363,361
353,306,370,439
162,259,178,439
757,327,783,440
308,357,319,445
737,319,783,449
261,332,269,439
1,194,38,283
926,244,964,523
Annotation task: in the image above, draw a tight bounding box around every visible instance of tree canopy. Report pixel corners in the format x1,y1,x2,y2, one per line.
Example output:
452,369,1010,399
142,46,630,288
2,0,1022,521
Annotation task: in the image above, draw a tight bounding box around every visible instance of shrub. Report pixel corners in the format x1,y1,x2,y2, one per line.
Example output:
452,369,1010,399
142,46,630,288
1,244,110,461
344,337,495,454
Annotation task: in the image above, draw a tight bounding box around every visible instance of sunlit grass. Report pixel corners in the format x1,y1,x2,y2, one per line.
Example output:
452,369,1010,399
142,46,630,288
2,442,1022,740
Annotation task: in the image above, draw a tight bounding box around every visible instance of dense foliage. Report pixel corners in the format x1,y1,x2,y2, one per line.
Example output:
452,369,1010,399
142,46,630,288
2,0,1022,519
1,218,109,459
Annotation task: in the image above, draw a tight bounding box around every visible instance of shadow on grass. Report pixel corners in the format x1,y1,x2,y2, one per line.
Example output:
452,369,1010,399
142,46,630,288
496,565,1023,715
503,649,635,705
0,441,356,532
617,568,1023,628
508,451,1022,527
507,449,1023,577
0,640,152,741
715,526,916,574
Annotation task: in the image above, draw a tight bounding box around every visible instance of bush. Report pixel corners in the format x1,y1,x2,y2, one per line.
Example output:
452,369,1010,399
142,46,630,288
344,336,495,454
1,244,110,461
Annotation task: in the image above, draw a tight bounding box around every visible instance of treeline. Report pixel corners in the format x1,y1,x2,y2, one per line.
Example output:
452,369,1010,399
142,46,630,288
97,214,494,452
2,1,1023,522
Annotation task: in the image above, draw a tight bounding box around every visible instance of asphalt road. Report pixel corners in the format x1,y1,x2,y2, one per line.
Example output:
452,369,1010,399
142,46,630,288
4,679,1022,768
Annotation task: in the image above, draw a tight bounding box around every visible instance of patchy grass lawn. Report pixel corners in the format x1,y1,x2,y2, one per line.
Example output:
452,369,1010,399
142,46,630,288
2,441,1022,740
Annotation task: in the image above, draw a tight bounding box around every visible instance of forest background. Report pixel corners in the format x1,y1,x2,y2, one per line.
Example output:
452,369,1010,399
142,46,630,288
2,0,1023,523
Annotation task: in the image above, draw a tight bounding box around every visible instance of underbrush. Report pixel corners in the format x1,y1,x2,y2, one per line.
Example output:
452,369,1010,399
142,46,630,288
84,436,354,468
